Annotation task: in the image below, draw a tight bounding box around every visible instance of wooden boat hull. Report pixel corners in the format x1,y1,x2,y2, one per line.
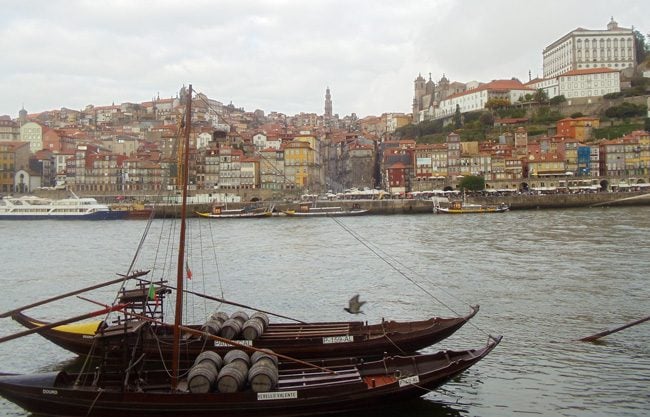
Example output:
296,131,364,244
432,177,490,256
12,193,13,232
436,207,509,214
0,337,500,417
195,211,272,218
12,306,479,361
0,211,128,220
287,209,369,217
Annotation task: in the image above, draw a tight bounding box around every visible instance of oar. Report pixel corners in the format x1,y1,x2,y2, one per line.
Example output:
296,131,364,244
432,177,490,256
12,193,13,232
133,278,306,324
0,304,128,344
123,310,336,374
0,270,150,319
579,315,650,342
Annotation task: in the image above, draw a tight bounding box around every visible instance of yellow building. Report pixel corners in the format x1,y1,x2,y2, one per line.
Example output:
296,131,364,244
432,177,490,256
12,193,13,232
283,140,317,190
0,141,31,193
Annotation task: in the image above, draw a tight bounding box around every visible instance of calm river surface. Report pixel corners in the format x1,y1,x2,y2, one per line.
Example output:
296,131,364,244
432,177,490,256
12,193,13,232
1,207,649,417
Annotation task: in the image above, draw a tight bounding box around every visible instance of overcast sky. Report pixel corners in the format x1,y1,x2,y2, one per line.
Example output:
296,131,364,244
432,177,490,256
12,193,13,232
1,0,648,119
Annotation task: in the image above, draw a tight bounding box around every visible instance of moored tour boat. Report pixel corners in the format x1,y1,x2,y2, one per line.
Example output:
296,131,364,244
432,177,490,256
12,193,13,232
286,202,369,217
195,203,273,218
109,202,155,219
435,200,509,214
0,194,127,220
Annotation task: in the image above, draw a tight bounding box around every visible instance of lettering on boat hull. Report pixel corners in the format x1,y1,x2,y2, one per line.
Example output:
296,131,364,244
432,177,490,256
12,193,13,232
257,391,298,400
322,335,353,344
214,340,252,347
42,389,58,395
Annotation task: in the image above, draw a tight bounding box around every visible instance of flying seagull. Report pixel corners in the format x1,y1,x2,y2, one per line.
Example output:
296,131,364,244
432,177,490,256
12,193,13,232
344,294,366,314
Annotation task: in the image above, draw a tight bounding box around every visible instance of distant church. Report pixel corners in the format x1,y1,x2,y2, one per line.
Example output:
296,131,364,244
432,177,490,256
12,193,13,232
412,73,467,122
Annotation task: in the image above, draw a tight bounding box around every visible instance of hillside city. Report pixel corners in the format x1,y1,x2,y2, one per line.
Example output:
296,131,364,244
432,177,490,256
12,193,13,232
1,18,649,200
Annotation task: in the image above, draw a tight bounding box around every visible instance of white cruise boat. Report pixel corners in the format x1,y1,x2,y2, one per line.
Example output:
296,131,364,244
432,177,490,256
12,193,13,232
0,194,127,220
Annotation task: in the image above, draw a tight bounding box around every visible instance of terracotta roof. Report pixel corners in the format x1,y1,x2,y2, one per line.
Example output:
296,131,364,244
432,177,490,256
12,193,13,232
0,141,30,150
444,79,533,101
559,68,619,76
388,162,407,169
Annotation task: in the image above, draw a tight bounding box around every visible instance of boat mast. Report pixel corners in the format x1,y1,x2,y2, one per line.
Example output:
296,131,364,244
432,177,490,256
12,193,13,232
171,84,192,390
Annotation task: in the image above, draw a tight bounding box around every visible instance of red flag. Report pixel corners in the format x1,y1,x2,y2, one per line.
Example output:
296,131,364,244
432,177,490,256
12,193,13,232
186,264,193,280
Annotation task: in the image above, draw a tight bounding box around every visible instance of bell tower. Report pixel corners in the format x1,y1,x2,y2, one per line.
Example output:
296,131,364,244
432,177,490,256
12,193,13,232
324,87,332,118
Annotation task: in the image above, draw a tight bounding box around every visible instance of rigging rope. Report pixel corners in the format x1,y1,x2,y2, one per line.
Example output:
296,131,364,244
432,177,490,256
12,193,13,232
329,216,493,338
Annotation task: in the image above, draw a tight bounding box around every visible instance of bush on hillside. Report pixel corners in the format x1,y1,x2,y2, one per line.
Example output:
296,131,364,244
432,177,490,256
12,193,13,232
604,92,624,99
604,102,648,119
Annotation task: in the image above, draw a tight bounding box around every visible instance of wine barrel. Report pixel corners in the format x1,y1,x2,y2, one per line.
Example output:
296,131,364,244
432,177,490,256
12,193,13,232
188,362,218,394
241,318,265,341
220,318,242,339
230,311,249,326
251,349,278,367
250,312,270,329
217,363,247,393
210,311,229,324
194,350,223,372
247,361,279,393
201,318,222,336
223,349,250,375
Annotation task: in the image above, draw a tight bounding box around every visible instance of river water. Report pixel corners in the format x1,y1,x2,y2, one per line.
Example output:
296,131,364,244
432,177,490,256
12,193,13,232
0,207,649,417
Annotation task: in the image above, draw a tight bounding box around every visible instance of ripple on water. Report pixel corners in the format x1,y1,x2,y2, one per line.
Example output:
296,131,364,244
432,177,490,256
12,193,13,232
1,209,649,417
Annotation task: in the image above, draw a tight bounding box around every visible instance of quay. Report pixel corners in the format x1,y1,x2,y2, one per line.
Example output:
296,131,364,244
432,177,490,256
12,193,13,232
146,191,650,218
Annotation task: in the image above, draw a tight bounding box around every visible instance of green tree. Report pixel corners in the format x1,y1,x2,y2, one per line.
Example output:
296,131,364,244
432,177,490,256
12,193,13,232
633,29,649,64
533,89,549,104
604,102,648,119
454,104,462,128
645,118,650,132
485,98,510,111
549,95,566,105
479,112,495,128
458,175,485,191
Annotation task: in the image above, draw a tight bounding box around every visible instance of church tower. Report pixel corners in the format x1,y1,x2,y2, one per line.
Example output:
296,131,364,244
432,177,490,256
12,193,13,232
412,74,426,121
18,106,28,125
324,87,332,118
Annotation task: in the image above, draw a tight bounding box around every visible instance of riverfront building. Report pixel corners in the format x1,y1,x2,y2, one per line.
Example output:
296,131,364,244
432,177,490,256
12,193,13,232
542,18,636,78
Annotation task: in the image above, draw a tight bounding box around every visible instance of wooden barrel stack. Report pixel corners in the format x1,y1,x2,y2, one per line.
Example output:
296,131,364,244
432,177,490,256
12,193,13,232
187,349,279,393
202,310,270,341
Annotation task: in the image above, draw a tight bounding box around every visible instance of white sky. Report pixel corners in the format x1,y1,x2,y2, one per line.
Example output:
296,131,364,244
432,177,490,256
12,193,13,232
1,0,648,119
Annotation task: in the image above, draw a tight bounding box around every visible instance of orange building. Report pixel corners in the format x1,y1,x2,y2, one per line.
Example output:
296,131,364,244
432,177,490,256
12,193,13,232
556,117,600,141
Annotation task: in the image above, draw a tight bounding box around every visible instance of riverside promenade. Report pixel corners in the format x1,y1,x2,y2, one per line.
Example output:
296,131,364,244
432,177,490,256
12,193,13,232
150,191,650,218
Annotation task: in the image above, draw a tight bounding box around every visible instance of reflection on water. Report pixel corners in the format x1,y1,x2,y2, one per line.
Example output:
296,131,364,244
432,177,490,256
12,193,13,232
355,397,463,417
1,207,649,416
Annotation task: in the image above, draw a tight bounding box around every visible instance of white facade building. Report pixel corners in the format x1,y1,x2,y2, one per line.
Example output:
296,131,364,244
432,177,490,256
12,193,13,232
434,80,533,119
196,132,213,149
543,18,635,78
19,122,44,153
252,132,268,149
558,68,621,99
525,77,560,99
